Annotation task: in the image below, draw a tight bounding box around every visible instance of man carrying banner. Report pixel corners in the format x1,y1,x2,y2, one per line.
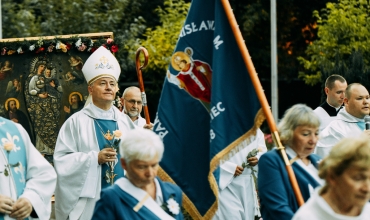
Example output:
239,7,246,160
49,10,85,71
214,128,266,220
92,129,183,220
54,46,135,220
0,116,56,220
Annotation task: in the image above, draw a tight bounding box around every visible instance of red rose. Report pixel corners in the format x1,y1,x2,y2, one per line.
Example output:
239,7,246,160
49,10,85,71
66,43,72,50
111,45,118,53
36,47,45,54
106,38,113,44
90,47,97,53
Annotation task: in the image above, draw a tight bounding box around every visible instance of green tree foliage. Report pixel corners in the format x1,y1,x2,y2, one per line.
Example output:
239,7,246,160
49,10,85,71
230,0,331,81
128,0,190,96
298,0,370,86
2,0,41,37
1,0,334,113
1,0,167,75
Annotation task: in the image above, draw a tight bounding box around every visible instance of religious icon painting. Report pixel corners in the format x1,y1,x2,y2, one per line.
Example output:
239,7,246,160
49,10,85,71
0,33,116,161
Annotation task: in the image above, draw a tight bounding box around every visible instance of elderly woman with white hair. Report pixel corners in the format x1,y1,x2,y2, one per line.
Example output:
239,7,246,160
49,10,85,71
91,129,184,220
258,104,323,220
293,136,370,219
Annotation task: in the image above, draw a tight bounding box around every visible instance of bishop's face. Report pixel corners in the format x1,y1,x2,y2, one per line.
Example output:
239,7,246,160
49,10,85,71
88,77,118,106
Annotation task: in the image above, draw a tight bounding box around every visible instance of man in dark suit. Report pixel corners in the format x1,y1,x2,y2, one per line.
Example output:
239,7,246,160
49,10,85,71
313,74,347,131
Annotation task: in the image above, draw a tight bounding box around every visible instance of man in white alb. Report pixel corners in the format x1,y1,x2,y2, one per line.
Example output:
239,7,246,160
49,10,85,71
316,83,370,158
54,46,135,220
121,86,153,129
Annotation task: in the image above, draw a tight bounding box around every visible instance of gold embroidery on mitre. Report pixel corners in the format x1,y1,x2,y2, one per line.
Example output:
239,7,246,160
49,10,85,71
87,74,117,85
95,55,114,70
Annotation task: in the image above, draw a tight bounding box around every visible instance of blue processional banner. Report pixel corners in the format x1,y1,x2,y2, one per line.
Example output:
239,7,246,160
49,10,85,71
154,0,262,218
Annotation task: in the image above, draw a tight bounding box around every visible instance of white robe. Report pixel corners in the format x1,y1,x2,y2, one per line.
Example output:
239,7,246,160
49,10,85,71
213,129,267,220
134,115,147,128
54,103,135,220
313,106,337,132
293,188,370,220
0,121,56,220
315,108,364,158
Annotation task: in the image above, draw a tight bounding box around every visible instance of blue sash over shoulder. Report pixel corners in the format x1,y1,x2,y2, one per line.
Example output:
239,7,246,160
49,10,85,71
0,118,28,220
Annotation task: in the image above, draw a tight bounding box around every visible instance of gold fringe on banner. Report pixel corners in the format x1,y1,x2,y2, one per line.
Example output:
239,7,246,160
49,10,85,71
158,167,203,219
207,108,266,219
157,108,266,219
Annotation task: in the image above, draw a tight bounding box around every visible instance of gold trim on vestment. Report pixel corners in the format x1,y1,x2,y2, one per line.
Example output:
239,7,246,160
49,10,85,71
133,193,150,212
87,74,117,85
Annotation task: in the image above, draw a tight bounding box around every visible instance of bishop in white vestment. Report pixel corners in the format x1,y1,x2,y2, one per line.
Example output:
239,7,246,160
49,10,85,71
54,46,135,220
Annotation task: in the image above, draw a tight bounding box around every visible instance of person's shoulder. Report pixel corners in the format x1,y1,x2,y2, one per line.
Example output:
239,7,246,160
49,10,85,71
2,117,24,131
0,116,12,124
313,106,323,112
67,109,87,121
160,180,181,190
309,153,321,161
158,179,182,194
259,149,283,167
260,149,279,159
61,110,88,126
361,203,370,217
116,110,135,129
101,184,121,197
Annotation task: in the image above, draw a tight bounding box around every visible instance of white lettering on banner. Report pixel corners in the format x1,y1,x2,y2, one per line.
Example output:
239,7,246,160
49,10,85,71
154,116,169,139
213,35,223,50
180,20,215,37
210,129,216,140
210,102,225,120
191,22,198,32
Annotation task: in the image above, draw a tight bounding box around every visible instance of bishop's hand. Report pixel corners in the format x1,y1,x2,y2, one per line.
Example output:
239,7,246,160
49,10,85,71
9,197,32,219
98,148,117,165
0,194,14,215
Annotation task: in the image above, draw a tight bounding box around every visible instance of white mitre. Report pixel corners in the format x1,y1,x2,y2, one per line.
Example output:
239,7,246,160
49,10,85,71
82,46,120,85
82,46,121,107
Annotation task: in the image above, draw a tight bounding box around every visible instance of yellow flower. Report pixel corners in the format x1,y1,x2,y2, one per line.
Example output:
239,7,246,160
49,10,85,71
7,50,16,55
3,142,14,152
59,43,67,52
113,130,122,138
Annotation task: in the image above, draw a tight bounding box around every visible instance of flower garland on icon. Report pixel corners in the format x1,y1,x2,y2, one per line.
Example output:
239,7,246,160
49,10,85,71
103,130,122,186
0,37,119,56
161,195,180,217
